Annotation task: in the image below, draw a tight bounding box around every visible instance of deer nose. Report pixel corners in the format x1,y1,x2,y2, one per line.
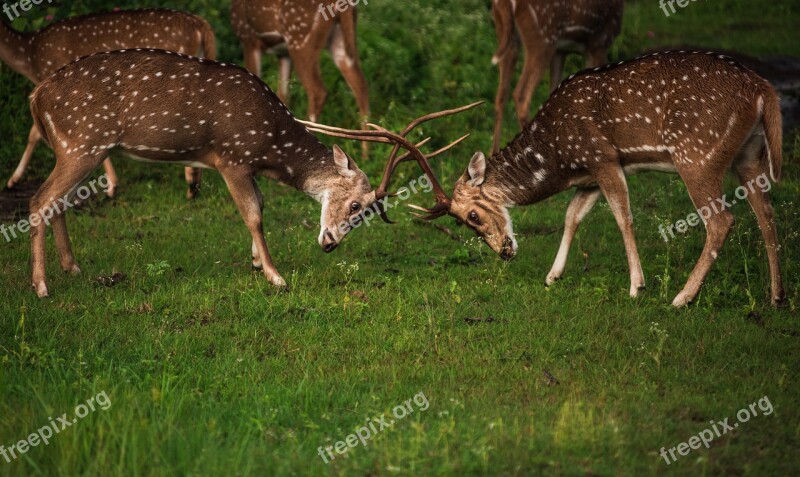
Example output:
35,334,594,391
500,237,516,261
322,230,338,253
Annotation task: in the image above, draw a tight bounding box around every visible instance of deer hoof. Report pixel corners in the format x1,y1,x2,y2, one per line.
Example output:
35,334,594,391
629,283,646,298
772,294,788,309
64,264,81,276
671,292,692,308
545,274,561,286
33,282,49,298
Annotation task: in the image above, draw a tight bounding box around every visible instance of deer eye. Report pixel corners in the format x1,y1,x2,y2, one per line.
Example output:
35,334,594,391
350,202,361,212
468,211,480,224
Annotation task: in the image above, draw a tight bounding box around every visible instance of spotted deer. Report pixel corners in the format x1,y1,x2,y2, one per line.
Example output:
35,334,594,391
491,0,623,153
230,0,370,145
406,51,786,308
27,48,474,297
1,9,217,197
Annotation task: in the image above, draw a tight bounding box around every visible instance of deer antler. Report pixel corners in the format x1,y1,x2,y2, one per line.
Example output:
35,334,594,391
299,101,482,223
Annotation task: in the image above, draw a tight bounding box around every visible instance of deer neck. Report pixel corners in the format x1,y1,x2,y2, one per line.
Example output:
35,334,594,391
486,128,572,206
0,21,35,81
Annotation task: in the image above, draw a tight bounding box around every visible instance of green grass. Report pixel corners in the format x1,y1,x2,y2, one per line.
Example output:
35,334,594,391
1,0,799,475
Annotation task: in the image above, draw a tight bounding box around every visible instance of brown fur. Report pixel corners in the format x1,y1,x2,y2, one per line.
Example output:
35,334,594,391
1,9,217,196
491,0,623,153
444,51,785,307
26,50,376,298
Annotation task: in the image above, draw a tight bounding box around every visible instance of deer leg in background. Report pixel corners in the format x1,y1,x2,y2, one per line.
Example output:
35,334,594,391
549,51,566,92
100,159,118,198
7,124,42,189
585,48,610,69
329,23,371,159
546,187,602,286
492,39,519,154
243,40,263,77
512,45,554,128
251,177,265,270
594,162,646,298
278,56,292,103
290,47,328,123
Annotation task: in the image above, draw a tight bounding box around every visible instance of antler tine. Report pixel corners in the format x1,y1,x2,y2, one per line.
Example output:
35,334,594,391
399,101,484,136
394,133,470,165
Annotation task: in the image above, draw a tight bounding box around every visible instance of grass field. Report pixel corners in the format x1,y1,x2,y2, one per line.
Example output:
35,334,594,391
1,0,799,475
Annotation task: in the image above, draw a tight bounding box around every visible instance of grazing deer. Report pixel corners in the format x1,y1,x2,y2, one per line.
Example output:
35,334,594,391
230,0,370,140
407,51,786,308
27,48,474,297
1,9,217,198
491,0,623,153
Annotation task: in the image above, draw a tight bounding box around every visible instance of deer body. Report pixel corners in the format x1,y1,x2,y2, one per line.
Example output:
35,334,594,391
491,0,623,153
231,0,370,127
417,52,785,307
28,49,381,298
1,9,217,197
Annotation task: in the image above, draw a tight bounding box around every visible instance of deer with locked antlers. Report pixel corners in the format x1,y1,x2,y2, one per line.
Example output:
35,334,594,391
230,0,370,145
1,9,217,198
27,48,475,297
491,0,623,153
406,51,786,308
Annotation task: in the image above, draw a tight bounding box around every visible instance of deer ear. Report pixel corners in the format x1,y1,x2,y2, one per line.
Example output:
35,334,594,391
333,145,357,178
466,152,487,186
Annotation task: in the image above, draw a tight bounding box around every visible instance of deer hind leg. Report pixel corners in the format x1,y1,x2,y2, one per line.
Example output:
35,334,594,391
100,159,118,198
492,39,519,154
595,165,646,298
278,56,292,104
290,47,327,123
549,51,566,92
585,48,609,69
329,24,370,158
734,136,786,307
672,166,735,307
243,40,263,77
185,167,202,200
546,187,602,286
30,151,108,298
512,46,553,127
219,167,286,289
251,180,265,270
8,124,43,189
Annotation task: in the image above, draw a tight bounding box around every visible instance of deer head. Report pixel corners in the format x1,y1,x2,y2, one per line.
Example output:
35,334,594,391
299,101,483,251
407,150,517,260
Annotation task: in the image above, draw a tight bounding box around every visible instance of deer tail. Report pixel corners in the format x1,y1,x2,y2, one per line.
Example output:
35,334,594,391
29,86,51,148
761,87,783,183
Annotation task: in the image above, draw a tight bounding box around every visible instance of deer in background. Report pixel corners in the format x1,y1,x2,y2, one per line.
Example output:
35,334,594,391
406,51,786,308
0,9,217,198
27,48,473,297
491,0,623,153
231,0,370,155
